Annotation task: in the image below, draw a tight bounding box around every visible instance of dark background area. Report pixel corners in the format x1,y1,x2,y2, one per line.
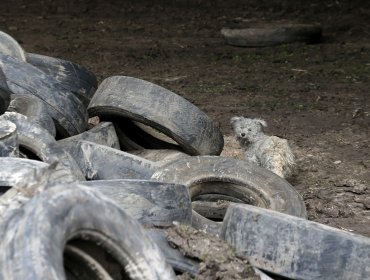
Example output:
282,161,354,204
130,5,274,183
1,0,369,236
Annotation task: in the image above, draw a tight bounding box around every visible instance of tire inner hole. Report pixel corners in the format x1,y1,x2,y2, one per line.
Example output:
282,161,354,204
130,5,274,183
0,186,11,195
191,181,259,222
65,239,127,280
101,116,181,151
18,145,42,161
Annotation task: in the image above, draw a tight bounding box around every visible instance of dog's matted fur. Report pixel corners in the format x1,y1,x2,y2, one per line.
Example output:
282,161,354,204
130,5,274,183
231,116,295,178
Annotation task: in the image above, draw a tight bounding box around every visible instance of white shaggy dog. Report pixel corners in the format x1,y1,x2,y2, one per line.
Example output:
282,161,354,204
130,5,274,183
230,116,295,178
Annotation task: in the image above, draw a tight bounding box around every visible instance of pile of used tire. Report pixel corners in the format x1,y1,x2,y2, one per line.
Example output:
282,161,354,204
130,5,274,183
0,31,369,280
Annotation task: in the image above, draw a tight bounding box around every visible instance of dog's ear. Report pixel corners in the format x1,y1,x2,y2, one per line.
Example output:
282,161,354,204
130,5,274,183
230,116,242,125
255,119,267,128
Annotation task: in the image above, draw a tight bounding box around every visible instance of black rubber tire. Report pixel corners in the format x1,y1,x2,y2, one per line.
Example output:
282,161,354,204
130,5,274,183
220,203,370,280
151,156,307,235
0,54,88,137
0,184,176,280
0,31,26,61
129,149,190,166
0,119,18,157
58,121,120,150
80,179,192,227
26,52,97,108
221,22,322,47
0,112,85,180
64,140,158,180
8,94,56,137
0,67,11,114
87,76,224,156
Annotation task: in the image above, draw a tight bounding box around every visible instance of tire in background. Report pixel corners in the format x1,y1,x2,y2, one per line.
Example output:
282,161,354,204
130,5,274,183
221,22,322,47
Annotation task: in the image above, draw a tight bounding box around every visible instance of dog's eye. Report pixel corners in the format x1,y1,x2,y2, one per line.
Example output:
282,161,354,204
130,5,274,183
248,129,252,131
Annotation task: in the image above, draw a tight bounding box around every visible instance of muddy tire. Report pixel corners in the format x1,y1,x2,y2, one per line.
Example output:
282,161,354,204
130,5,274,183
221,203,370,280
0,158,47,190
26,52,97,107
151,156,306,235
0,31,26,61
0,54,88,137
0,184,176,280
58,121,120,150
0,119,18,157
0,158,75,191
221,22,322,47
130,149,190,166
8,94,56,136
0,112,84,180
80,179,192,226
87,76,224,156
64,140,158,180
0,158,76,218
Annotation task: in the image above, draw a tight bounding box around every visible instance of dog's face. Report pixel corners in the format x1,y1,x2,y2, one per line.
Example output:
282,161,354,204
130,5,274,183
230,117,267,143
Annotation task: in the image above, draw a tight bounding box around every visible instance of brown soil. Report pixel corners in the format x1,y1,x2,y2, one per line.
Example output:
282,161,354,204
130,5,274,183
165,224,259,280
1,0,369,271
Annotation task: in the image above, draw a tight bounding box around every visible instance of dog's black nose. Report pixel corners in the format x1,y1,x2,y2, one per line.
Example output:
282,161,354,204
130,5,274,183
241,133,245,137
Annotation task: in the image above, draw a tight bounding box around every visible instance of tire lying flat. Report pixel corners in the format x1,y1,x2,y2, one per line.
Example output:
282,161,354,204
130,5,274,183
0,184,176,280
151,156,306,235
0,54,88,137
87,76,224,156
221,22,322,47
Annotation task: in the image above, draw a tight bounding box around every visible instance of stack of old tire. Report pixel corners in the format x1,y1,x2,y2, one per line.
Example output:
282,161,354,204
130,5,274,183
0,31,369,280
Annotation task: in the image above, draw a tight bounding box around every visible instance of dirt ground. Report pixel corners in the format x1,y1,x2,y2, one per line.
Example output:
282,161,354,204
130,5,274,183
1,0,369,239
